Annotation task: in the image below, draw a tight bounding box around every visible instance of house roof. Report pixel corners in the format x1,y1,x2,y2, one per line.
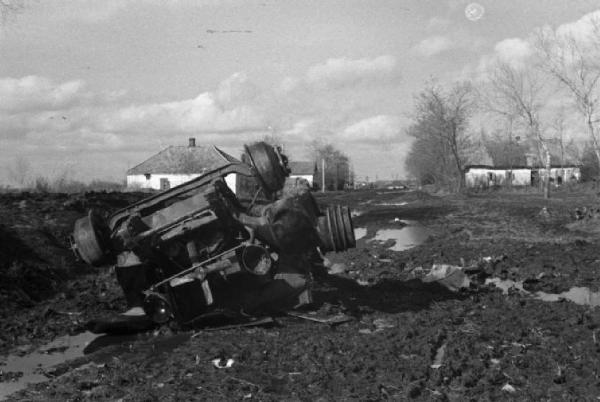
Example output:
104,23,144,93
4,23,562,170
127,145,240,175
289,161,316,176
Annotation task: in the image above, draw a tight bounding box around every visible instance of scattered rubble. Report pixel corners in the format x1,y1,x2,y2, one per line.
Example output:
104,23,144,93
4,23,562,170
423,264,471,291
211,358,235,369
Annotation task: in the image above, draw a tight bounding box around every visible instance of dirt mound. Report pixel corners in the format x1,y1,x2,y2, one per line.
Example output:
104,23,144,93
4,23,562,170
0,192,146,309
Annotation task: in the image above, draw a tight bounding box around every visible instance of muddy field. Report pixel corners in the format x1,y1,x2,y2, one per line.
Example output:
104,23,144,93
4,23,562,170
1,187,600,401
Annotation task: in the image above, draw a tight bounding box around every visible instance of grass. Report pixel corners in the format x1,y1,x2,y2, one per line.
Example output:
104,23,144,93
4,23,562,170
0,177,125,194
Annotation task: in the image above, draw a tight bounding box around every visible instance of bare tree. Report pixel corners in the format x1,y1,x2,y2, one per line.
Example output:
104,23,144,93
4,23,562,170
547,109,580,168
483,62,552,197
306,140,350,191
536,22,600,175
482,126,527,168
405,81,474,191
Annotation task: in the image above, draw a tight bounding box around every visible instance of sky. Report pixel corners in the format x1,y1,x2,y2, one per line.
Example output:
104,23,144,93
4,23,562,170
1,0,600,184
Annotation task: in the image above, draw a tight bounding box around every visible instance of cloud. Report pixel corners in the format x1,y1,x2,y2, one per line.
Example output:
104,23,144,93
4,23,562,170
340,115,404,144
427,16,451,31
555,9,600,44
467,9,600,82
413,35,455,57
414,23,489,59
0,55,408,182
44,0,232,23
215,72,258,107
305,55,397,89
0,76,87,113
493,38,533,66
0,73,267,150
104,92,264,134
464,37,535,82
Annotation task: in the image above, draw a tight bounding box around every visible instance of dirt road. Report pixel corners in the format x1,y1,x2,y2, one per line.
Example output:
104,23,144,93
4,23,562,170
1,188,600,400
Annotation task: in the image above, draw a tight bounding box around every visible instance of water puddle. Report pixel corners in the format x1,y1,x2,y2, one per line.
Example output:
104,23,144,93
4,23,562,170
486,278,600,307
354,227,367,240
371,221,432,251
0,330,189,400
0,331,98,399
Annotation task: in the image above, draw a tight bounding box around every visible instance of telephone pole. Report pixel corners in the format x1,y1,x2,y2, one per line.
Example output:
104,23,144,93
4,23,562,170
321,158,325,193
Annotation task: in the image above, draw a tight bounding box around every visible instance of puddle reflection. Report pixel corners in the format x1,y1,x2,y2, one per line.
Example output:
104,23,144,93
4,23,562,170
372,222,432,251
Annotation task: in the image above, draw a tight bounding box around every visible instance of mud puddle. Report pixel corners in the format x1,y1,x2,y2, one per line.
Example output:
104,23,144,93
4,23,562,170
354,227,367,240
486,278,600,307
371,220,432,251
0,331,98,399
0,330,186,400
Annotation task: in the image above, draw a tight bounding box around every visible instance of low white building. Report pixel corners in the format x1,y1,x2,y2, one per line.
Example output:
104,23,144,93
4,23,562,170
465,165,581,189
288,161,318,187
126,138,239,192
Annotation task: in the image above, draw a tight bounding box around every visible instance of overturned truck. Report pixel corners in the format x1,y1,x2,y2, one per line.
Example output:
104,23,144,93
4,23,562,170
71,142,355,329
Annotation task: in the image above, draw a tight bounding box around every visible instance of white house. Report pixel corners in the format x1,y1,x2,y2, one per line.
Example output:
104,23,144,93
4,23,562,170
465,165,581,189
288,161,318,188
126,138,239,192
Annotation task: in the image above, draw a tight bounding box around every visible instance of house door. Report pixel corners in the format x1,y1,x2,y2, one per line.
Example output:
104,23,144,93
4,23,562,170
160,178,170,191
530,170,539,187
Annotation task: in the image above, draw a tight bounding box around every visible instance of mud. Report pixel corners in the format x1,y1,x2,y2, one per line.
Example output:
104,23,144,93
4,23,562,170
2,188,600,400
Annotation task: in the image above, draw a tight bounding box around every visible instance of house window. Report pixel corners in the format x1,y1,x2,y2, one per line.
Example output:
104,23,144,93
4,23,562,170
160,178,170,190
145,173,151,180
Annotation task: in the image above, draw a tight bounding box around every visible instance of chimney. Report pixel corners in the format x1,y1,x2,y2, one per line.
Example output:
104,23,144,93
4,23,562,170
525,153,535,167
188,137,196,147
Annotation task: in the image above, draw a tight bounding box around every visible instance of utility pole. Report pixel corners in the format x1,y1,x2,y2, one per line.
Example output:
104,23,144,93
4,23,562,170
321,158,325,193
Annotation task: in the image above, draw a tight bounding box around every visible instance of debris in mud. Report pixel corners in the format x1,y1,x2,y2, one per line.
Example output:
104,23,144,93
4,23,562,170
197,316,276,333
328,262,347,274
538,207,551,219
212,358,235,369
423,264,471,291
355,278,371,286
574,206,600,220
288,311,352,325
430,343,446,369
359,317,396,334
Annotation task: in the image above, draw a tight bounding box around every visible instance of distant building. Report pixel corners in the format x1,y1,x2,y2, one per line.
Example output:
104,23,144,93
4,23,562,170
126,138,239,192
288,161,318,187
465,165,581,189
